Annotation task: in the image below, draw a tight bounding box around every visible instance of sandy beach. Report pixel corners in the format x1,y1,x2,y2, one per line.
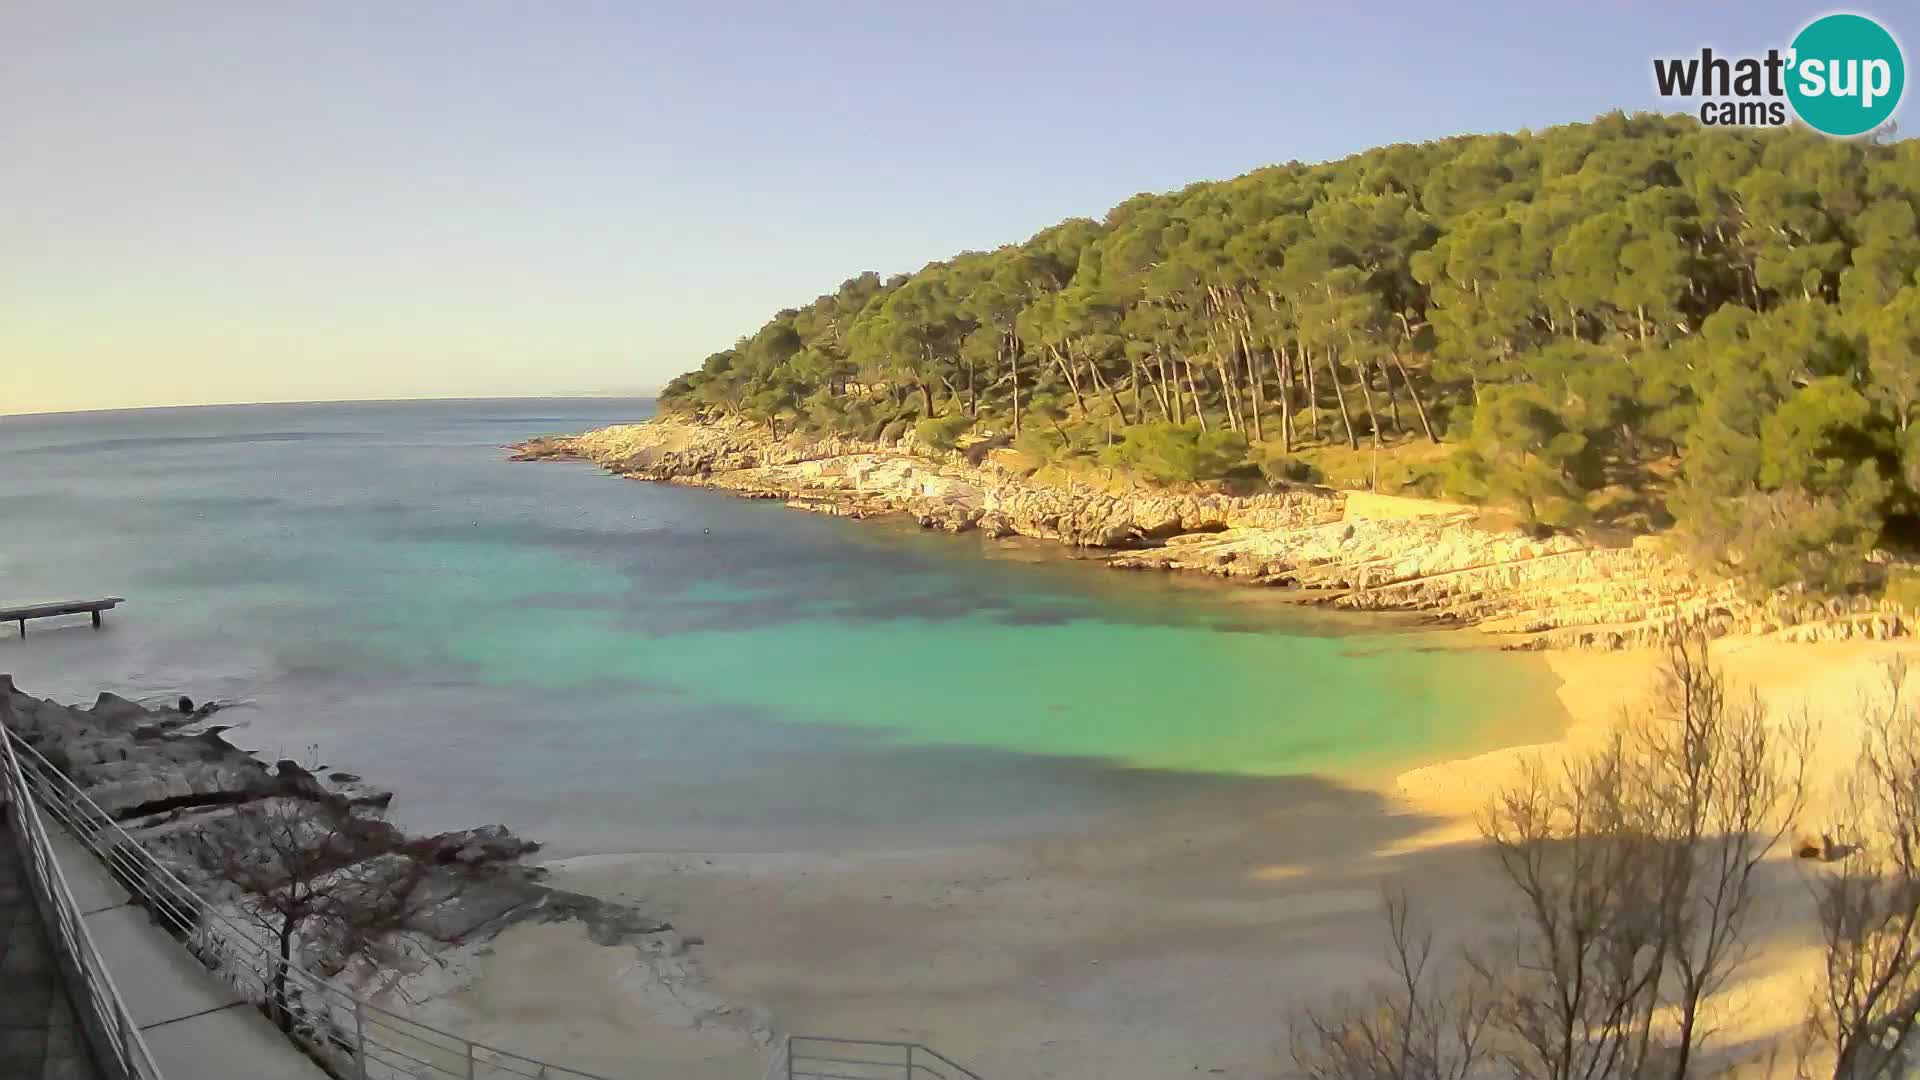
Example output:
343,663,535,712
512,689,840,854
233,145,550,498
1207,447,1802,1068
411,635,1919,1079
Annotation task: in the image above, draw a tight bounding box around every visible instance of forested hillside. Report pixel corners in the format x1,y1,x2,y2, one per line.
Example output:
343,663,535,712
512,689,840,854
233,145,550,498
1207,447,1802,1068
659,113,1920,595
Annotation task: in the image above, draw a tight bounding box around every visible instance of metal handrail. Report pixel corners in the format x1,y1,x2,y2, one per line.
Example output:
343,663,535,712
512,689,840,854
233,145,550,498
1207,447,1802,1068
0,726,164,1079
4,727,615,1080
785,1036,982,1080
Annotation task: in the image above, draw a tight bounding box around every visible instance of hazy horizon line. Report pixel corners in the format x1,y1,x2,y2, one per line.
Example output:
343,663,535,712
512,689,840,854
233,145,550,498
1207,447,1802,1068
0,392,659,421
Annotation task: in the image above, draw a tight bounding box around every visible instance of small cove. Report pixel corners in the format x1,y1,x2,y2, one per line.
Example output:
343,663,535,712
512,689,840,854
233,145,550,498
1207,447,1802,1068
0,398,1566,855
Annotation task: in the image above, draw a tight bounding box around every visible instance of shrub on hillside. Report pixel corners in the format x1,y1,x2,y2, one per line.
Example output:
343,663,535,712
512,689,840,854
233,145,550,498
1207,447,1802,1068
914,412,973,451
1099,422,1249,485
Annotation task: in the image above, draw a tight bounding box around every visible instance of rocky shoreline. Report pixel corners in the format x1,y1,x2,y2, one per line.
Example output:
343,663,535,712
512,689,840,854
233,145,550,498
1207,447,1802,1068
0,674,770,1070
514,415,1912,650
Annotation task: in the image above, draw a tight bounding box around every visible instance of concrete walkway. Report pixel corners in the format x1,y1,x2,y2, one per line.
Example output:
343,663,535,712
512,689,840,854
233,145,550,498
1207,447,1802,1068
47,828,327,1080
0,817,100,1080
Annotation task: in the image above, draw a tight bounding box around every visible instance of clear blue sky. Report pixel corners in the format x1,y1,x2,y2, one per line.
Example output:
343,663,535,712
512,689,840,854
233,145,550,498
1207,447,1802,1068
4,1,1911,414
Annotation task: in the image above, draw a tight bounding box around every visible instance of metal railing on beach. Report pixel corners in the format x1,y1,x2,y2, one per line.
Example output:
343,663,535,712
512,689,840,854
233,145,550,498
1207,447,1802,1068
0,724,163,1080
781,1036,983,1080
5,727,616,1080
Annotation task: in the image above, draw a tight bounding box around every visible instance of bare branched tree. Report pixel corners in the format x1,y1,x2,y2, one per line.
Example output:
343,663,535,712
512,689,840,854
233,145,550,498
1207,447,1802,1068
1283,632,1804,1080
1810,658,1920,1080
1291,888,1497,1080
1482,734,1669,1080
1476,634,1809,1080
1632,635,1809,1079
193,796,427,1031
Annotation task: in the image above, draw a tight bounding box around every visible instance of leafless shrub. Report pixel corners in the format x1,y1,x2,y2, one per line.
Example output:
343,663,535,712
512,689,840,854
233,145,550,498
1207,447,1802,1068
1291,889,1497,1080
1479,635,1806,1080
192,796,430,1031
1808,657,1920,1080
1634,637,1809,1078
1481,734,1666,1080
1290,633,1809,1080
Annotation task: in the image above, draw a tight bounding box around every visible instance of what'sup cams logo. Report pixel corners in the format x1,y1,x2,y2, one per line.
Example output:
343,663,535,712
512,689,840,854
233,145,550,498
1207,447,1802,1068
1653,12,1905,136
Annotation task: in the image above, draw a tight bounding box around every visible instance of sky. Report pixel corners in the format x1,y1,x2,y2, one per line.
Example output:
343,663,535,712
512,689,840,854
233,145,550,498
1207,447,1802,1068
3,1,1913,416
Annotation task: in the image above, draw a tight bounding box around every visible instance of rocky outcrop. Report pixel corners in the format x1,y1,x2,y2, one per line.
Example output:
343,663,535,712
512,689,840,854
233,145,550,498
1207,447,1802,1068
0,677,667,943
0,675,769,1058
513,416,1910,650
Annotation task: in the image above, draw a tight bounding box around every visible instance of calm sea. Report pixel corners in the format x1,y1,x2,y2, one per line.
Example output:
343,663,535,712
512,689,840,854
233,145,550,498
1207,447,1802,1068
0,399,1561,854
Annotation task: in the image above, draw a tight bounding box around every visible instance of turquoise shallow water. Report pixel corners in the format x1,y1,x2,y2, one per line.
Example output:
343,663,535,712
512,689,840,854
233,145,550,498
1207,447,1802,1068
0,399,1564,854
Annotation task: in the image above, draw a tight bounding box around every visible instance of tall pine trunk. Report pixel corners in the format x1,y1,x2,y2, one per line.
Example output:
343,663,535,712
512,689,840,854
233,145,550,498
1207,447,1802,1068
1325,346,1357,450
1213,353,1240,432
1049,343,1088,416
1271,344,1293,452
1183,356,1209,432
1089,360,1129,425
1388,350,1437,443
1241,328,1263,443
1375,359,1401,433
1304,346,1321,443
1346,339,1382,450
1204,316,1239,432
1008,336,1021,437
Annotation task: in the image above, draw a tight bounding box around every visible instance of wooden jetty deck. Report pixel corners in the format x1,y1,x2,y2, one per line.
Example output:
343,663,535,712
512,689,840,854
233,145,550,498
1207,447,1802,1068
2,598,125,637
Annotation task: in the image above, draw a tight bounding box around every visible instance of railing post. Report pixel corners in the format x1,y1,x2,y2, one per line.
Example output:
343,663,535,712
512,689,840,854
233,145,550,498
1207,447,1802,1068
786,1035,795,1080
355,996,368,1080
466,1040,476,1080
906,1043,914,1078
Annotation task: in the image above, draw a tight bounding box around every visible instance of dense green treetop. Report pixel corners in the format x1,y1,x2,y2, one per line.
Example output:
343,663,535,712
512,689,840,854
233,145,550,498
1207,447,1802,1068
660,113,1920,594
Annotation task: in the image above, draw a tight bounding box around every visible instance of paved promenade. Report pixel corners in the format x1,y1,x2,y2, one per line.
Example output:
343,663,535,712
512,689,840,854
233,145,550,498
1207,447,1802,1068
0,817,99,1080
47,827,327,1080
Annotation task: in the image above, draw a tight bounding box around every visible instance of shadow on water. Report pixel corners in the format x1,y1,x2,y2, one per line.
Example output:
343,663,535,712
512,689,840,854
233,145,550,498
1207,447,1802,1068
281,674,1481,858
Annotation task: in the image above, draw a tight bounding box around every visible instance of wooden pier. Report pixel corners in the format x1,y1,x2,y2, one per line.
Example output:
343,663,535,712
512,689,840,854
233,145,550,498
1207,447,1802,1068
2,598,125,637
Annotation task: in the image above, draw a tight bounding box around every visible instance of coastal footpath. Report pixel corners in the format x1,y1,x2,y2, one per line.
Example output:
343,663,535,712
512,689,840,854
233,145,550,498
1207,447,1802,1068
514,415,1908,650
